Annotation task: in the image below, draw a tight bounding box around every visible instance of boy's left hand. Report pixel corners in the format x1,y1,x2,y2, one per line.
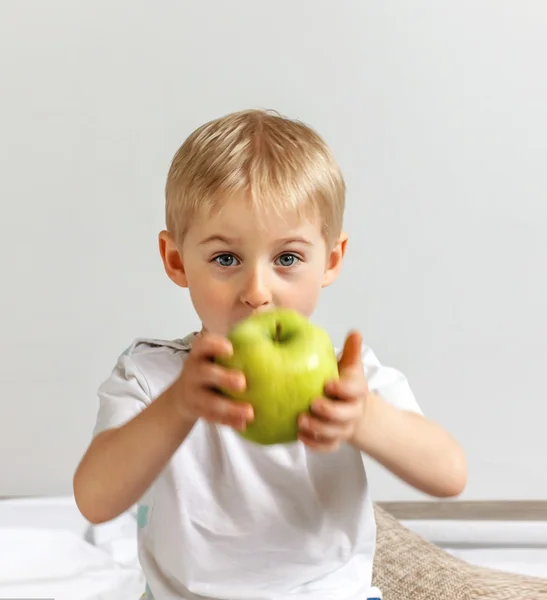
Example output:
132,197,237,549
298,331,368,452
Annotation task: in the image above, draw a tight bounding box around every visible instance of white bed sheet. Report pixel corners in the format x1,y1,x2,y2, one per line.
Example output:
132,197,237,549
1,497,546,600
402,518,547,579
0,496,144,600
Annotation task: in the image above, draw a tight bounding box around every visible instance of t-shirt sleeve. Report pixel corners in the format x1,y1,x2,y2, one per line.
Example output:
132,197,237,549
93,351,151,437
361,344,423,415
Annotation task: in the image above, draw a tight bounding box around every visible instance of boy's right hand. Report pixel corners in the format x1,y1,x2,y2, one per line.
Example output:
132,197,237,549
172,333,254,431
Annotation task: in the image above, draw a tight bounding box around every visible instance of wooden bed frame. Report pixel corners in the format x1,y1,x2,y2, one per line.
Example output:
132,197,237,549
377,500,547,521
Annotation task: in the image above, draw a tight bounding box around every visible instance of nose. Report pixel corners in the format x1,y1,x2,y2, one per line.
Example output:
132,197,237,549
239,266,272,309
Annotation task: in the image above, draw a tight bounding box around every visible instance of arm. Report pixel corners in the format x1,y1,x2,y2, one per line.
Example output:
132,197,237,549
73,383,194,524
352,392,467,498
298,331,467,498
74,333,253,525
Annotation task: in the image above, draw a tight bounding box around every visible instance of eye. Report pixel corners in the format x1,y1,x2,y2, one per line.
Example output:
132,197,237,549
214,253,240,267
275,253,301,267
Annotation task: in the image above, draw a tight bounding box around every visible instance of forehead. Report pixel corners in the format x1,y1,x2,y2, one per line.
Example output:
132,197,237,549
187,194,323,243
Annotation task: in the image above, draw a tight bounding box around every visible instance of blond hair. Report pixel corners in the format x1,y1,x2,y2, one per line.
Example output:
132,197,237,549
165,109,345,247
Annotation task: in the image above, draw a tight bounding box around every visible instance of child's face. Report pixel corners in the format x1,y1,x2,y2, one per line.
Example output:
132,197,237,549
160,195,347,336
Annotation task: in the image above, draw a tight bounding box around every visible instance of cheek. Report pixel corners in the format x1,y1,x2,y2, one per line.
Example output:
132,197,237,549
185,267,232,316
280,268,324,315
188,273,230,307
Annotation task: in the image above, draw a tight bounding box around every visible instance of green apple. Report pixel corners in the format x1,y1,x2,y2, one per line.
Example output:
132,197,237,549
216,308,339,445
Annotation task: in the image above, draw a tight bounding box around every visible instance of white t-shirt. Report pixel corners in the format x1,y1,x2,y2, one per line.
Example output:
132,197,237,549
93,334,422,600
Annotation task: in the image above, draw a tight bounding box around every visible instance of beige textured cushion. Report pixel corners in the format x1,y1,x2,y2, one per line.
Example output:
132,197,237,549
372,504,547,599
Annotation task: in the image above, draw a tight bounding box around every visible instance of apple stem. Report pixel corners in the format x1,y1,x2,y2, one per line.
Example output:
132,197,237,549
275,321,282,342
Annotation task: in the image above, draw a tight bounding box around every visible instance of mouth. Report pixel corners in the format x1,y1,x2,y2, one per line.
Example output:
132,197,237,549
236,307,275,323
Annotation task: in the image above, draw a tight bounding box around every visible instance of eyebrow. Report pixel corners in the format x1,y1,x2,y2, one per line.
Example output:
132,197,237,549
198,234,238,246
198,235,314,246
281,237,313,246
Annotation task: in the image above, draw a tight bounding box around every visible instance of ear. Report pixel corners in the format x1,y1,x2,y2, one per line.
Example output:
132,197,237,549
322,232,348,288
158,230,188,288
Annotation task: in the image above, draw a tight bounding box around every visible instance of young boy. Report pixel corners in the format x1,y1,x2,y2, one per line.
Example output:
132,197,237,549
74,109,467,600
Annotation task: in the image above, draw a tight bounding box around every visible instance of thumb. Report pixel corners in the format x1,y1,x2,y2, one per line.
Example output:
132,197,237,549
338,330,363,374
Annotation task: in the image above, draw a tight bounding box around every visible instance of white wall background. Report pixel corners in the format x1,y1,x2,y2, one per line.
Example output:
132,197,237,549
1,1,546,501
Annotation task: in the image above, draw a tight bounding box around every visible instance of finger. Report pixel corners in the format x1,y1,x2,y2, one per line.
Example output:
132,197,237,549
200,390,254,429
324,377,364,402
298,430,341,453
200,362,246,394
191,333,233,361
299,413,352,442
310,396,360,424
337,330,363,374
